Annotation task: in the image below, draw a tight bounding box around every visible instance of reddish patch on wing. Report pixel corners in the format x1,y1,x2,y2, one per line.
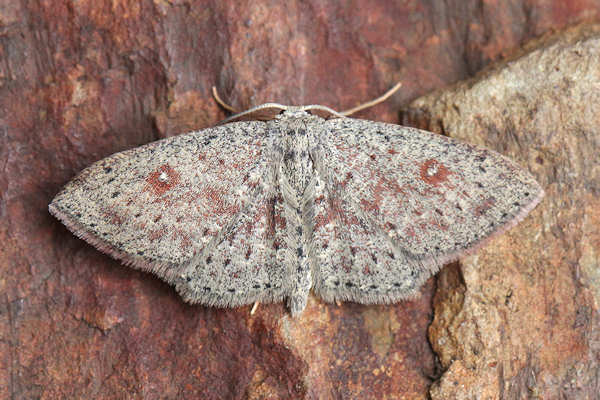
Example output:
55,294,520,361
341,256,352,273
313,195,329,231
172,229,192,250
145,164,181,196
314,197,358,232
272,213,286,230
405,226,418,240
337,172,353,188
149,227,167,241
420,159,451,186
246,199,283,238
101,207,125,226
360,174,406,215
201,187,240,217
359,198,378,213
314,214,328,232
332,198,360,227
264,197,287,237
474,197,496,216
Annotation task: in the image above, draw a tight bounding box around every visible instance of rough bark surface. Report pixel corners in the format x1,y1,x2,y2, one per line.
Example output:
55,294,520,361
1,1,599,399
404,23,600,399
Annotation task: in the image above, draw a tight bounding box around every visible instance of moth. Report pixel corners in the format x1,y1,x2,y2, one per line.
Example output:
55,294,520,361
49,83,543,316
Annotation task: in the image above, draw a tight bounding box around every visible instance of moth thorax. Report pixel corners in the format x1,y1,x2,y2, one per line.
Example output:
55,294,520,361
282,128,313,196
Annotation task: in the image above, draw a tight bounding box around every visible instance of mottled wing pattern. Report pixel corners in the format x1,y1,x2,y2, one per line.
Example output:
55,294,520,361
312,118,543,304
176,173,294,308
49,121,286,306
310,168,416,304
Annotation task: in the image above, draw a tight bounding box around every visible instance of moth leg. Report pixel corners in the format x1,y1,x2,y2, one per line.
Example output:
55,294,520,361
250,302,259,315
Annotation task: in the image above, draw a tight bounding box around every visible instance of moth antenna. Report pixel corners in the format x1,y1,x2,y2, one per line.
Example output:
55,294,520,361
250,301,259,315
340,82,402,116
212,86,239,113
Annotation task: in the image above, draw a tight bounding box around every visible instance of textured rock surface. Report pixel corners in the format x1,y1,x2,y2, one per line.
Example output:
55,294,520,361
1,0,599,398
404,24,600,399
